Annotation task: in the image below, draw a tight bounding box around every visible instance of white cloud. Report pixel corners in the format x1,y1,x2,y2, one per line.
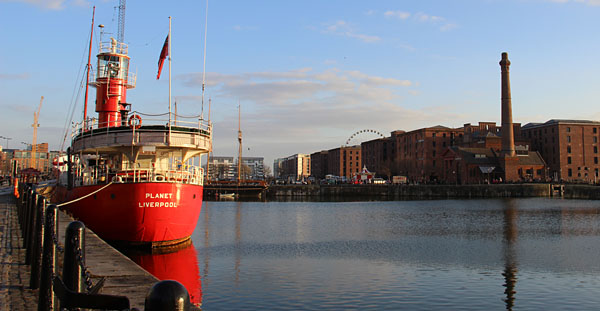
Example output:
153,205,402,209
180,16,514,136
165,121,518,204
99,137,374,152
321,20,381,43
382,9,458,32
414,12,445,23
176,68,462,163
384,10,411,20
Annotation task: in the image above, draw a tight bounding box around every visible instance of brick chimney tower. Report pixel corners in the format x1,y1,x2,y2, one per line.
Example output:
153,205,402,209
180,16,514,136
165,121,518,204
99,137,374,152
500,52,516,157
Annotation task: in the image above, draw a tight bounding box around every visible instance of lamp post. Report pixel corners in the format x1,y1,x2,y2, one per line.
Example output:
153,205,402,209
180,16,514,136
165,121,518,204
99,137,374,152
0,136,11,149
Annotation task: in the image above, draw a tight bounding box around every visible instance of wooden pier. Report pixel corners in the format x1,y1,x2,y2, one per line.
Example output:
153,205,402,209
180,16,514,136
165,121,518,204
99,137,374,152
0,192,200,310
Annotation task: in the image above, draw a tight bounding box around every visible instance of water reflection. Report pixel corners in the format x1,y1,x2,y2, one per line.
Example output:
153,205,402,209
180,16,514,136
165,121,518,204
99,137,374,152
502,200,518,310
193,199,600,310
235,201,242,284
128,243,203,306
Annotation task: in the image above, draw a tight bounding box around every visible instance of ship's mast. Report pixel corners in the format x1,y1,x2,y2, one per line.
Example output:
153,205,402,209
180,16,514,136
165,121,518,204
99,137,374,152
83,6,95,129
168,16,172,141
237,104,242,184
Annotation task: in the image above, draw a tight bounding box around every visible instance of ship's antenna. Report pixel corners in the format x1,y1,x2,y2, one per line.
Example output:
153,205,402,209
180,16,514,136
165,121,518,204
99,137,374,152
201,0,208,119
117,0,126,43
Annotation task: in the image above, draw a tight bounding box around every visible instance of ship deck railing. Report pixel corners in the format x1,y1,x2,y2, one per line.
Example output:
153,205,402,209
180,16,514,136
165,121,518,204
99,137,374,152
75,167,204,186
70,112,212,151
72,112,211,138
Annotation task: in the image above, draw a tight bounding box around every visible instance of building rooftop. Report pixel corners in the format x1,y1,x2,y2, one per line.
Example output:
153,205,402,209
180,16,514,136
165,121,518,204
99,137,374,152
522,119,600,129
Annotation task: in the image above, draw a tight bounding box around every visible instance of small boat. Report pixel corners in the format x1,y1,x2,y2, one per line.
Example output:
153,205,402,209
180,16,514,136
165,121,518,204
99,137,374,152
218,193,237,199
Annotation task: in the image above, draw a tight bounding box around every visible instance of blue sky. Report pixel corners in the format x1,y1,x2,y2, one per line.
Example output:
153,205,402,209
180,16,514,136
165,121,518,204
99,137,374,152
1,0,599,168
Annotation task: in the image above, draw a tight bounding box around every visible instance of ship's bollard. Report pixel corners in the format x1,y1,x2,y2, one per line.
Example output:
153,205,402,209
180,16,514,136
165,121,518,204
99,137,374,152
25,192,39,265
61,221,85,311
30,196,46,289
39,204,58,311
144,280,191,311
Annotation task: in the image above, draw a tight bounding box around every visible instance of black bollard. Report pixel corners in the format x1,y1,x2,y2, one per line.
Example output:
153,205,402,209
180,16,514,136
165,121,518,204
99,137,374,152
39,204,58,311
145,280,191,311
19,187,29,233
23,189,31,248
62,221,85,306
25,192,39,265
30,196,46,289
24,190,35,248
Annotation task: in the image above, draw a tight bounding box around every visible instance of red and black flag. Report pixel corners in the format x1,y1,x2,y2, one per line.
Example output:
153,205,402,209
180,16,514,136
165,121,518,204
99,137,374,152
157,35,169,80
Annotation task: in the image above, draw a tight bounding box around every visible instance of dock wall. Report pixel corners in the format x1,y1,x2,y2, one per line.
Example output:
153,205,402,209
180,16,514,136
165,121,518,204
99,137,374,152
564,185,600,200
267,184,557,199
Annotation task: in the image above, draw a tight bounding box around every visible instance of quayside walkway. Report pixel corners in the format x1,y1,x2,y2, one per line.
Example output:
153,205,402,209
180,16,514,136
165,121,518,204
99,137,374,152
0,193,37,309
0,188,200,310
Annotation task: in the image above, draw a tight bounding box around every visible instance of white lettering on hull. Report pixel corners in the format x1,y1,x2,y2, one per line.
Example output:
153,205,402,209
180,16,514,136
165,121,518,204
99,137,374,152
138,201,178,208
145,193,174,199
139,193,177,208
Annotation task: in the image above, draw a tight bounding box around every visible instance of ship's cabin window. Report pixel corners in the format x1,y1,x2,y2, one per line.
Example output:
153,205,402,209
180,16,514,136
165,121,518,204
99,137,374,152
98,55,129,80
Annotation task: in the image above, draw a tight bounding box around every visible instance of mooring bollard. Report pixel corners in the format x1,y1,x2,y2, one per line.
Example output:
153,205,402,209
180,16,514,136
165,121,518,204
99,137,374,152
145,280,191,311
62,221,85,306
39,204,58,311
25,192,39,265
30,196,46,289
18,187,29,233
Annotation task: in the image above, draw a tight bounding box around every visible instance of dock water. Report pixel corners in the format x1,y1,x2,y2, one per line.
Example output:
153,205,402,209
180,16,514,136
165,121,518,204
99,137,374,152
0,193,169,310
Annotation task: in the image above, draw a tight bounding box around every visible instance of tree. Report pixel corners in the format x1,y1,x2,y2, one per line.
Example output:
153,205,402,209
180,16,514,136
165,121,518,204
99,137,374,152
263,165,272,179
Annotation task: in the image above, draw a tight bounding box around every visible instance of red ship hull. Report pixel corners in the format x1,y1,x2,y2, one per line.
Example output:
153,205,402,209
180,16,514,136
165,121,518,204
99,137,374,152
55,182,203,246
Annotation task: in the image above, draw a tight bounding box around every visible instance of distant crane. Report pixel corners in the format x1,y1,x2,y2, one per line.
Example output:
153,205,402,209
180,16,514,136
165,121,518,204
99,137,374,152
31,96,43,169
117,0,126,43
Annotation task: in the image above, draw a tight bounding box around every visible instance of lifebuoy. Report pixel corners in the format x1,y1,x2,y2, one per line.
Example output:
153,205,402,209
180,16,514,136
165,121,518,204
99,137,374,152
154,175,165,182
128,115,142,129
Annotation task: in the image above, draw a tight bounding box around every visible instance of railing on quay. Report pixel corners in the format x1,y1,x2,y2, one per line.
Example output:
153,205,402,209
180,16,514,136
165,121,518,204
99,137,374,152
15,183,194,311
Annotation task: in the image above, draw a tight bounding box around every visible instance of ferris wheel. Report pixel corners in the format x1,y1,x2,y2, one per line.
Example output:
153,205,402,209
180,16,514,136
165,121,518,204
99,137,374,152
345,129,385,146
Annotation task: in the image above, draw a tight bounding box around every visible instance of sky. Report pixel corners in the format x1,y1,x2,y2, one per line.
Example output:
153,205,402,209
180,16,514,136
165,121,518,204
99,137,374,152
1,0,599,169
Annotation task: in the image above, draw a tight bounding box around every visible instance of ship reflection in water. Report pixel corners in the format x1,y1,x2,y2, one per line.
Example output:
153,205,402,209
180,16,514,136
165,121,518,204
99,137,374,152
127,243,202,306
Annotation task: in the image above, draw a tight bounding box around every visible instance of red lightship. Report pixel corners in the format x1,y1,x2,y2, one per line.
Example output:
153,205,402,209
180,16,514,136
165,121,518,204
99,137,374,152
55,14,211,248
